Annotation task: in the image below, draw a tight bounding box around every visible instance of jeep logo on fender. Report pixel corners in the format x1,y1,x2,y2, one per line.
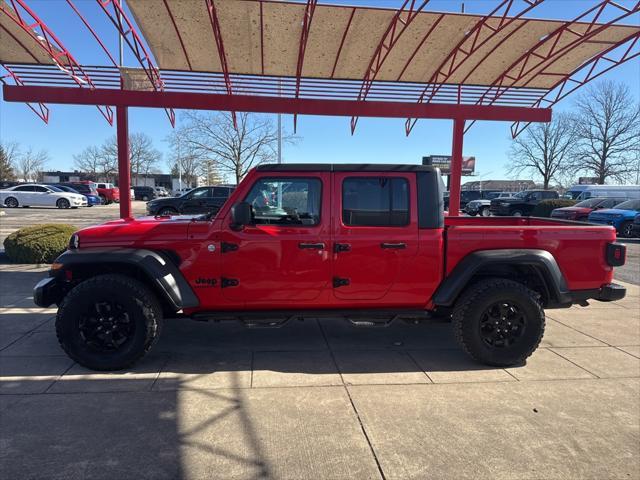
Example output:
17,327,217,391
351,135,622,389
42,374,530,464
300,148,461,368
194,277,217,287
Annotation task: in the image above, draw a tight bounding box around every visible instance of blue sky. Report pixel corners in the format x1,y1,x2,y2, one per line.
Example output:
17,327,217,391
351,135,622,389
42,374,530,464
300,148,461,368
1,0,639,183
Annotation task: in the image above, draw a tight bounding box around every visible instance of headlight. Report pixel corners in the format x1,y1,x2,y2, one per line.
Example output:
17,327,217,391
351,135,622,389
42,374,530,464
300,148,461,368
69,234,79,250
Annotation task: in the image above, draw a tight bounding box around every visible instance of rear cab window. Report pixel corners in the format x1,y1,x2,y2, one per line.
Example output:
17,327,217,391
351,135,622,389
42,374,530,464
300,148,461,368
342,177,409,227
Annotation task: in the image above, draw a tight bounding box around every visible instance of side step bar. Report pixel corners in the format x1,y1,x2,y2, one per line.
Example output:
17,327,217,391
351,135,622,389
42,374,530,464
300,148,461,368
191,309,433,328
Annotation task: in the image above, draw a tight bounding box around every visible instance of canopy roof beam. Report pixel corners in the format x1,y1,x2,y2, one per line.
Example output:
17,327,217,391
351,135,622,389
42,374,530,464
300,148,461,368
511,31,640,137
350,0,431,134
205,0,236,130
2,84,552,125
1,0,113,124
293,0,318,133
0,64,49,123
405,0,545,135
97,0,175,127
465,0,640,133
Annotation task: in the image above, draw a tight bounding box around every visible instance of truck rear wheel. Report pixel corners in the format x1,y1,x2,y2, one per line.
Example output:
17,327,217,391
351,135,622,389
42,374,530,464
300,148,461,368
452,278,545,367
56,274,162,371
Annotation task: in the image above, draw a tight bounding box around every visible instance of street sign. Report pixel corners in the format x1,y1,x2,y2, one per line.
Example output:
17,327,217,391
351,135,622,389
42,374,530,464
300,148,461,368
423,155,476,175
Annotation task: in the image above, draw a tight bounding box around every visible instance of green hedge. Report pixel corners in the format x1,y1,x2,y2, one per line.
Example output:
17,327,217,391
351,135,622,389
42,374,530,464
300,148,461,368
532,199,577,218
3,224,77,264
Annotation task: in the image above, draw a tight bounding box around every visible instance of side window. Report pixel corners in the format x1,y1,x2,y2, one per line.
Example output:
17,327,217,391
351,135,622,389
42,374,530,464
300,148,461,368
33,186,48,193
244,178,321,226
530,192,541,201
342,177,409,227
212,187,229,197
190,188,211,199
14,186,33,192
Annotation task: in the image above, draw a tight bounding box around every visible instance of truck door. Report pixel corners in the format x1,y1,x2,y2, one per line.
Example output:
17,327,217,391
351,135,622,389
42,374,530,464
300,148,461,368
220,174,331,305
332,172,419,301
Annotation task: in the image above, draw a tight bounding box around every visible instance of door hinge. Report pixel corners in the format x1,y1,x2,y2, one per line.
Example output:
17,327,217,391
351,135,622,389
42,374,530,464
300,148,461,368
221,277,239,288
333,277,350,288
221,242,239,253
334,243,351,253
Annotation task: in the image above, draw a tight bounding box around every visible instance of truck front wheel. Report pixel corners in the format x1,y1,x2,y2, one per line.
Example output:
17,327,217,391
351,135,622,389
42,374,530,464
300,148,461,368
452,278,545,367
55,274,162,371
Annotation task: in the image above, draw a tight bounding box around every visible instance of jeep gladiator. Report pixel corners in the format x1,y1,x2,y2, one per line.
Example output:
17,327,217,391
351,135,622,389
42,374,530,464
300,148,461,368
34,164,627,371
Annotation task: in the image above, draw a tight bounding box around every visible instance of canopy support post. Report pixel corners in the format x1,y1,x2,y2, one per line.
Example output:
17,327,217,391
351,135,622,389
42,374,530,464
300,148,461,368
449,118,465,217
117,105,131,220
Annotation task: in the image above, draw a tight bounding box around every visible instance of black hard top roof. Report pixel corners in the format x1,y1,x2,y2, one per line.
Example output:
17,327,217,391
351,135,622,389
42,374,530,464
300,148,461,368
256,163,437,173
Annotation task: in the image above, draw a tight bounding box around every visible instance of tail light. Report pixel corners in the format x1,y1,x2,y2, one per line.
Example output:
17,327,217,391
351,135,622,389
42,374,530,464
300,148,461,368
606,242,626,267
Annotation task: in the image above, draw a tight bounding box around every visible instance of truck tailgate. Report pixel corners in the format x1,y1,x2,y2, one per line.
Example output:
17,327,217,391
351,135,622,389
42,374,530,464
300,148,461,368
444,217,617,291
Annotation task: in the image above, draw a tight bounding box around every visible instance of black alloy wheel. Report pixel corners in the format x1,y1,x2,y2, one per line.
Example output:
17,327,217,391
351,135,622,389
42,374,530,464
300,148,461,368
479,301,525,348
79,300,135,352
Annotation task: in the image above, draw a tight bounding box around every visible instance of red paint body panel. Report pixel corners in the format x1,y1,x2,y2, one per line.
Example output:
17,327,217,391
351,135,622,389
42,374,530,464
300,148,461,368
73,169,618,314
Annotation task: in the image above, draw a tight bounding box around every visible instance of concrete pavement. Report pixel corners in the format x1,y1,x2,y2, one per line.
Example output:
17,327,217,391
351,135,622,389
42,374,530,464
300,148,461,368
0,267,638,479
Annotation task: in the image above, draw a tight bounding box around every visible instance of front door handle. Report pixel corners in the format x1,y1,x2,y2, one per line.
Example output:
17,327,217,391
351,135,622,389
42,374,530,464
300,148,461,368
299,242,325,250
381,242,406,249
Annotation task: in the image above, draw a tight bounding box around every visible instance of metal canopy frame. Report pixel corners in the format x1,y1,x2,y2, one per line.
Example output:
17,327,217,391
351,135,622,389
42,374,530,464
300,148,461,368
1,0,638,220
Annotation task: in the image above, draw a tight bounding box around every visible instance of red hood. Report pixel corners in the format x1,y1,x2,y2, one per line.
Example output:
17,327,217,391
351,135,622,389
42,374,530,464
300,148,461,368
76,215,195,248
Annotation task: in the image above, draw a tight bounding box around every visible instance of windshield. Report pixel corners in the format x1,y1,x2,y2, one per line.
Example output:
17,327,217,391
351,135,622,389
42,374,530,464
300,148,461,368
47,186,63,192
575,198,604,208
614,200,640,211
514,191,527,198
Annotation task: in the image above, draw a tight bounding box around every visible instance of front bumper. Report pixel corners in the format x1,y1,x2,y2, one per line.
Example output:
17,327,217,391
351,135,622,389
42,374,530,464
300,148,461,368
33,277,62,308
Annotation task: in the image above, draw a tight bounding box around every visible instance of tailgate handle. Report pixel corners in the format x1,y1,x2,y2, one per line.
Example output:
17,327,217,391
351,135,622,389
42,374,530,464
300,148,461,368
299,242,325,250
381,242,406,249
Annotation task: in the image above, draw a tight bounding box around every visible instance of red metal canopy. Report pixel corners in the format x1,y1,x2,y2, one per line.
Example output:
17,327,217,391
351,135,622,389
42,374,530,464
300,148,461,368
1,0,639,219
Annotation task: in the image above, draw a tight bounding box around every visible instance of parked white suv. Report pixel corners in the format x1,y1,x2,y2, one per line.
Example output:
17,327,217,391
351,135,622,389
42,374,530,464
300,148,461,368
0,184,87,208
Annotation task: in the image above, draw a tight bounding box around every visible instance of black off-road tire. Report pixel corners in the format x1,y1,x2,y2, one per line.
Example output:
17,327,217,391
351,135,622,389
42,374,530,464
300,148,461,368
56,274,163,371
452,277,545,367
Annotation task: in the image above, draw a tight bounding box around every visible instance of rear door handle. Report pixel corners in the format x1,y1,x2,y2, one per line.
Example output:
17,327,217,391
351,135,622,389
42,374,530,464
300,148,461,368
298,242,325,250
381,242,406,249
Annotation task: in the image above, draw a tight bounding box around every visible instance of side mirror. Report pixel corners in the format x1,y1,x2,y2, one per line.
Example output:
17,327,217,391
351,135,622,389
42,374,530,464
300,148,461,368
230,202,252,230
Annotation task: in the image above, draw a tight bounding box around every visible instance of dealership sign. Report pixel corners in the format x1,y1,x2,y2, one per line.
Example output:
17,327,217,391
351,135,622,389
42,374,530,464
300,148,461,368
423,155,476,175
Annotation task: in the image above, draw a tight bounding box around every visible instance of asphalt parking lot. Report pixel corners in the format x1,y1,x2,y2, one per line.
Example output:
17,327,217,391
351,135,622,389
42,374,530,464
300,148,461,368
1,204,639,479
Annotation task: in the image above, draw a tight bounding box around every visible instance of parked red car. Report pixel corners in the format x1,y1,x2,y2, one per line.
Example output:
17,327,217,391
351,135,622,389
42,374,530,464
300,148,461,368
34,163,626,371
94,182,120,205
551,197,625,221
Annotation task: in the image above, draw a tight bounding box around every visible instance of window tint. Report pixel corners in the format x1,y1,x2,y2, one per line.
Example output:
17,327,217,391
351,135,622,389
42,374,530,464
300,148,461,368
342,177,409,227
615,200,640,211
14,185,33,192
189,188,211,199
244,178,321,226
33,186,49,193
212,187,230,197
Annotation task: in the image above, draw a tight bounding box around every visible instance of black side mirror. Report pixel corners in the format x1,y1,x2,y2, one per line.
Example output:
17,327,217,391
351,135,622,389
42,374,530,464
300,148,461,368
230,202,252,230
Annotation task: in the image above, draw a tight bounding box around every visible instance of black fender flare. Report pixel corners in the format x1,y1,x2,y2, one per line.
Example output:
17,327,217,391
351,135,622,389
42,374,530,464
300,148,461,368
432,249,570,307
53,248,199,310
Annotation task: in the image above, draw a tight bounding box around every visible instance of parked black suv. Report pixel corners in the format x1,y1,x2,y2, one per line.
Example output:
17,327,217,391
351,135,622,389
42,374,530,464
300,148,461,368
132,186,157,201
146,185,235,216
490,189,559,216
444,189,501,210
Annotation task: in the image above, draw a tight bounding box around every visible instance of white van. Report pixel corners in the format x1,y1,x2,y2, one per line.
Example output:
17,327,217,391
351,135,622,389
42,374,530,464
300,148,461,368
567,185,640,201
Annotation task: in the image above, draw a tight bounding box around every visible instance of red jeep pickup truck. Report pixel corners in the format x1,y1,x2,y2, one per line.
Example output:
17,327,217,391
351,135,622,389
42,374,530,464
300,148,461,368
34,164,626,371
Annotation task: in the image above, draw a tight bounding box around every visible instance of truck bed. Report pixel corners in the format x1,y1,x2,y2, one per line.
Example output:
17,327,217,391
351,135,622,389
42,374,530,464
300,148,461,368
444,216,617,291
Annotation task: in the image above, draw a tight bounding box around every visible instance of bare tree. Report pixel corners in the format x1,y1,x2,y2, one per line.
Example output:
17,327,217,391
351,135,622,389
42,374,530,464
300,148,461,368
571,81,640,184
16,147,48,182
75,133,161,184
507,112,576,189
73,145,104,178
0,141,19,181
176,111,296,184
